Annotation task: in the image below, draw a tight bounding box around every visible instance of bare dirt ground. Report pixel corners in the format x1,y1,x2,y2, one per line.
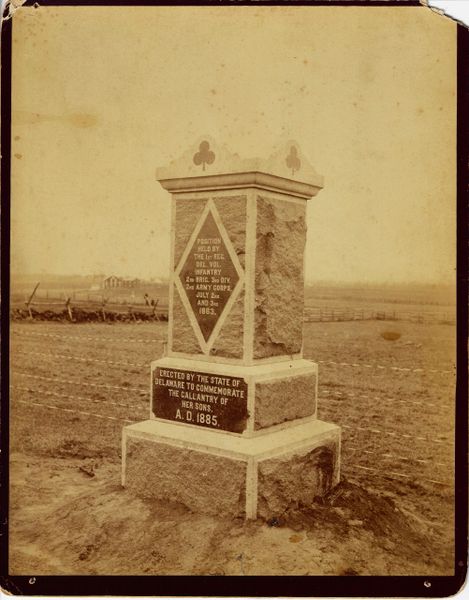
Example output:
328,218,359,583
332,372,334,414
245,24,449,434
9,319,456,575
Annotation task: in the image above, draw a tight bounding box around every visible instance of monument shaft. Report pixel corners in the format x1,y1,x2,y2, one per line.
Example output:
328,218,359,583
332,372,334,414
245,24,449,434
169,190,307,362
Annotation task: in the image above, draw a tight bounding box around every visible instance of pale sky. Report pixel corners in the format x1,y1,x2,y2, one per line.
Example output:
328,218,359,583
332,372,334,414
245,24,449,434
11,5,456,284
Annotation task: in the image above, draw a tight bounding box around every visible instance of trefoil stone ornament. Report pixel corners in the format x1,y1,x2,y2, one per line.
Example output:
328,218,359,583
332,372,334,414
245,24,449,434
286,145,301,176
193,140,215,171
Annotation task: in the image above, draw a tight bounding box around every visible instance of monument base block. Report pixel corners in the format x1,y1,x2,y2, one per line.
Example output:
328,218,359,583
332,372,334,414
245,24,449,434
151,357,318,435
122,419,340,519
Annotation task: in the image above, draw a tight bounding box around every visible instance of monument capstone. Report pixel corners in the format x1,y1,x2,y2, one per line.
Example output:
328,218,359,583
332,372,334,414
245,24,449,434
122,138,341,519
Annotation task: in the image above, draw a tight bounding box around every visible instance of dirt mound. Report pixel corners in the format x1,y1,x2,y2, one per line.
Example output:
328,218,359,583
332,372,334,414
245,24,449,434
264,479,443,569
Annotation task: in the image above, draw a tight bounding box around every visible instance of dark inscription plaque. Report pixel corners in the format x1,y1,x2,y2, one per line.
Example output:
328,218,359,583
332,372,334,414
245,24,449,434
152,367,249,433
179,210,240,342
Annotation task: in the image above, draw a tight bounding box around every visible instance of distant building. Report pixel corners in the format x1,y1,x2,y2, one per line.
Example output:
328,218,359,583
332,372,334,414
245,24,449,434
122,278,140,288
102,276,140,289
103,275,120,289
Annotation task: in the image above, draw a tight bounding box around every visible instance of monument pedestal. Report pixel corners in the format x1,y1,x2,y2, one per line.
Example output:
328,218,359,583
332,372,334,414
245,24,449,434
122,139,341,519
123,419,340,519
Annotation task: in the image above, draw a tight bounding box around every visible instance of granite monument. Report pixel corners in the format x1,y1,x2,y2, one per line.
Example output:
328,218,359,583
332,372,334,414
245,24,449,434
122,139,341,519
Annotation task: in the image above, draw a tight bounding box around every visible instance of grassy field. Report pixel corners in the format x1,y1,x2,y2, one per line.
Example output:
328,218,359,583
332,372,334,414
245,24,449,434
9,318,456,575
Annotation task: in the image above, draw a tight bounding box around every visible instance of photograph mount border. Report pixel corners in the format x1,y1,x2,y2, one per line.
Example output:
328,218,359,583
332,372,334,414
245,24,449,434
0,1,467,596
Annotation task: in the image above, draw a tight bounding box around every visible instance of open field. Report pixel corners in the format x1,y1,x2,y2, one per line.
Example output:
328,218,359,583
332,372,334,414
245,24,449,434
304,281,455,308
9,318,456,575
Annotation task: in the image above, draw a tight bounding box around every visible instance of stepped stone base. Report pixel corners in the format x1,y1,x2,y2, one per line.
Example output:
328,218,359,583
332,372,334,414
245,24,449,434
122,419,341,519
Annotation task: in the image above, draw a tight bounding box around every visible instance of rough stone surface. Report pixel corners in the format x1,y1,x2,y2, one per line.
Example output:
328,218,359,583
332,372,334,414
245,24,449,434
174,198,207,267
172,280,245,359
172,195,247,357
210,290,245,359
254,196,306,359
254,373,316,430
214,195,247,268
125,437,247,517
256,441,339,519
171,286,201,354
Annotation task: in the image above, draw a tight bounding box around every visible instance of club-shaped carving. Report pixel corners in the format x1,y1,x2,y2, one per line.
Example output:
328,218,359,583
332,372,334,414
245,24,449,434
286,145,301,176
193,141,215,171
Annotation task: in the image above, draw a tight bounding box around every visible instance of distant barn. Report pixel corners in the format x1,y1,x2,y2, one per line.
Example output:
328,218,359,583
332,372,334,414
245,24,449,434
102,276,140,289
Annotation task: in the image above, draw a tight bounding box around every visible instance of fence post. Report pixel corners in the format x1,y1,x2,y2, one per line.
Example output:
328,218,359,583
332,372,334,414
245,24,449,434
101,297,108,322
25,282,40,319
153,298,160,322
65,297,73,322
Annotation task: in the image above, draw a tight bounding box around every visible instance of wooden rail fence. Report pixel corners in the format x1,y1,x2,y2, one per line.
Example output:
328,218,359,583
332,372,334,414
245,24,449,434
303,307,455,325
10,289,169,322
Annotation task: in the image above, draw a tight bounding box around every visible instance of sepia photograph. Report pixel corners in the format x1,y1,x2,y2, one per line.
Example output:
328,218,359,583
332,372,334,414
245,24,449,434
2,0,467,595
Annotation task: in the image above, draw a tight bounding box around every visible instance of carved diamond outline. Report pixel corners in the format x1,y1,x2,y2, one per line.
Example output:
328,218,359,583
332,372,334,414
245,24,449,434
179,211,240,343
173,199,245,355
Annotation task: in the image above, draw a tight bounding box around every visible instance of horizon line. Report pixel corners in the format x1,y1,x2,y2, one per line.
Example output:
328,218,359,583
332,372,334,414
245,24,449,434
10,272,456,287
